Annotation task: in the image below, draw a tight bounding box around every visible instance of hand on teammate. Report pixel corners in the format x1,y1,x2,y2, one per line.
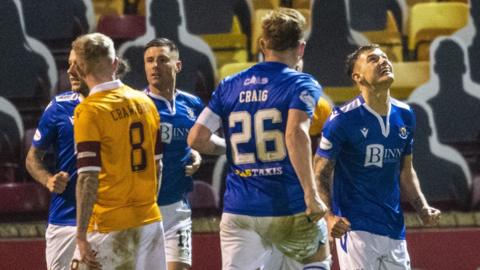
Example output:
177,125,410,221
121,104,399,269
305,193,328,223
419,206,441,226
185,150,202,176
46,171,69,193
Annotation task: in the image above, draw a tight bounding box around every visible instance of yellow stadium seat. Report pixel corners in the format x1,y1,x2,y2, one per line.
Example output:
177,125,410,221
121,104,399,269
252,0,280,10
362,11,403,62
391,61,430,100
201,16,248,68
408,2,469,60
292,0,311,9
219,62,257,81
323,87,358,105
406,0,434,8
92,0,124,17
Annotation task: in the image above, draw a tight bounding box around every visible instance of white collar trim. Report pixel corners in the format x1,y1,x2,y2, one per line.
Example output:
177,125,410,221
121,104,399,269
362,98,392,137
90,80,123,95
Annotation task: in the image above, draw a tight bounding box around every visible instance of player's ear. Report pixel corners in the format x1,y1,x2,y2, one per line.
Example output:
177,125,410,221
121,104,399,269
297,40,306,58
259,38,267,54
352,72,361,84
175,60,182,73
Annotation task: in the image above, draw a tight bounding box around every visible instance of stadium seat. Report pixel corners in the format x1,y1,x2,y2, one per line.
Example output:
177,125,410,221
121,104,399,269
218,62,256,81
390,61,430,99
323,87,358,105
188,181,219,217
252,0,280,10
201,16,248,68
92,0,124,18
97,15,146,40
362,11,404,62
408,2,469,60
292,0,311,9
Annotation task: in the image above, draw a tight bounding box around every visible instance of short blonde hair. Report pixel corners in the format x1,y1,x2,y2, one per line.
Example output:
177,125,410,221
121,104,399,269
72,33,116,77
261,8,306,51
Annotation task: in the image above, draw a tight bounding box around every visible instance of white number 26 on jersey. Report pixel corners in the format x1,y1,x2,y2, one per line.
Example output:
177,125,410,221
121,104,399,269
229,108,286,165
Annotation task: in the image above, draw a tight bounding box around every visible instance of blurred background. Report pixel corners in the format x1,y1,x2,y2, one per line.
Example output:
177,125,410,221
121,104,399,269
0,0,479,269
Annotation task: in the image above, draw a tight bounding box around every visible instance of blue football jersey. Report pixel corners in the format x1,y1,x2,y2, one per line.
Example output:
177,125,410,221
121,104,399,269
32,91,81,226
316,95,415,240
207,62,322,216
145,89,204,206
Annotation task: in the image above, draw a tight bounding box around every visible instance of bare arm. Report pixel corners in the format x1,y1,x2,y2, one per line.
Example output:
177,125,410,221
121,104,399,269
188,123,226,155
313,155,335,209
76,171,99,240
314,155,351,238
286,109,327,222
75,170,101,268
25,146,69,193
400,155,441,225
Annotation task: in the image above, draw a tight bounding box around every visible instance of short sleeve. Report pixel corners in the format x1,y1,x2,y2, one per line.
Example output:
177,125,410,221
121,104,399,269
32,100,57,150
74,104,102,172
206,83,224,116
315,111,346,160
289,77,321,118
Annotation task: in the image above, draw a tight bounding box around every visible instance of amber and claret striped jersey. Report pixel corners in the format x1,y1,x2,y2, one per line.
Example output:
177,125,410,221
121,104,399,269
74,80,162,233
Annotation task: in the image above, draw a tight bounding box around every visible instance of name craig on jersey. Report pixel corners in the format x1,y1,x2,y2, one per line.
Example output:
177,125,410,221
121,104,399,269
161,122,190,144
364,144,403,168
239,89,268,103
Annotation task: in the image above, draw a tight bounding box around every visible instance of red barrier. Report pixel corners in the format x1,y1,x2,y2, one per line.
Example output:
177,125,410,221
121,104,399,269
1,228,479,270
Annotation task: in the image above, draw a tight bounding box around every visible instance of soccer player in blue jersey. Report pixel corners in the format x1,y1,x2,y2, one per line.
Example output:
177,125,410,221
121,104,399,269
314,44,441,270
143,38,204,270
25,49,88,270
188,8,330,270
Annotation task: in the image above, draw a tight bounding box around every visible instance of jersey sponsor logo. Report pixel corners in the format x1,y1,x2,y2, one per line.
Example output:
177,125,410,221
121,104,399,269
360,128,369,138
299,90,315,110
33,129,41,141
234,167,283,177
55,93,78,102
239,89,268,103
364,144,403,168
160,122,190,144
398,126,408,139
243,75,268,86
319,136,332,150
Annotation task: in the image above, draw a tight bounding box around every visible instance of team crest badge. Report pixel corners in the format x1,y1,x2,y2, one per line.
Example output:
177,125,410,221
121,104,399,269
186,106,196,120
399,127,408,139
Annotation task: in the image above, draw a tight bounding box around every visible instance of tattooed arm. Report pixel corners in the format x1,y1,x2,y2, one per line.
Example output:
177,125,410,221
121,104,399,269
26,146,69,193
400,155,441,226
314,155,350,238
76,171,101,269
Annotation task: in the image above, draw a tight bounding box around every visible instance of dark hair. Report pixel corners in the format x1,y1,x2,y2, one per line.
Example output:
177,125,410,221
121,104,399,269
144,38,179,56
345,44,380,81
261,8,306,51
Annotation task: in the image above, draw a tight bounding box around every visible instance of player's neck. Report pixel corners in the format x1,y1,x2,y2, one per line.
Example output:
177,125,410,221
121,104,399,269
149,84,176,101
361,88,390,115
264,51,298,69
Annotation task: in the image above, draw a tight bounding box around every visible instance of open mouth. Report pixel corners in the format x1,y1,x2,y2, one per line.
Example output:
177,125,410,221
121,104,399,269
380,66,392,75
